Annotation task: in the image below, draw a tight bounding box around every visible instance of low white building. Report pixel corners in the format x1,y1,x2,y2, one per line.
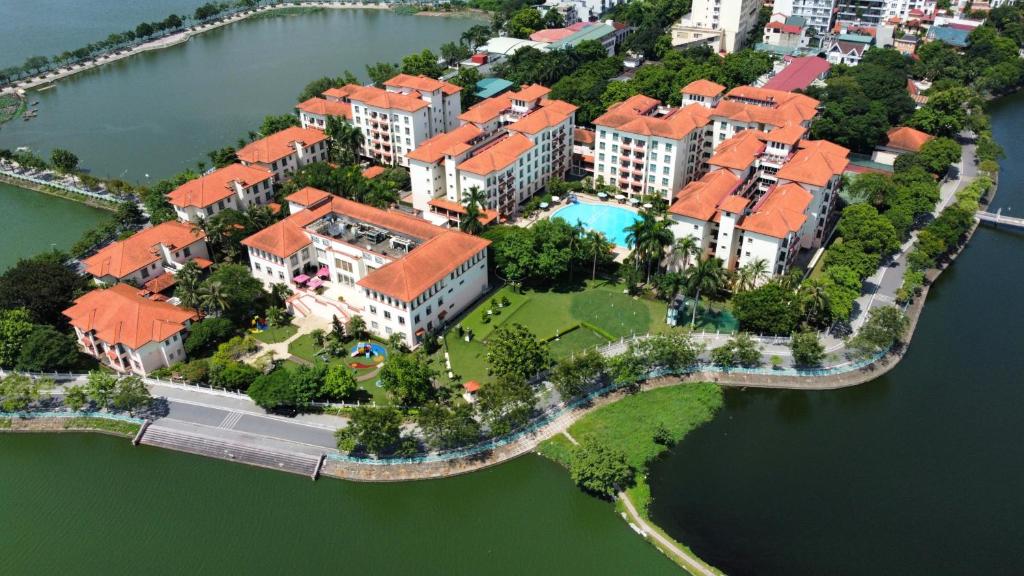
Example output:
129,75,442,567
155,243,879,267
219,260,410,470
242,192,490,348
82,221,211,287
64,283,199,375
237,126,329,184
167,163,275,223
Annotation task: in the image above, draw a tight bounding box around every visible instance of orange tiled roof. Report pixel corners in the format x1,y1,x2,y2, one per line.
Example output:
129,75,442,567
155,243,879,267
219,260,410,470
681,79,725,98
362,166,386,179
885,126,933,152
142,272,177,294
668,170,742,221
237,127,328,165
407,124,484,164
709,130,767,171
64,283,198,350
459,94,512,124
764,124,806,145
167,163,272,208
458,134,534,175
285,187,333,208
776,139,850,187
716,86,819,125
385,73,461,95
323,85,360,100
296,97,352,119
241,218,313,258
348,85,429,113
509,84,551,102
718,194,751,214
357,231,490,302
594,96,708,139
428,197,499,225
739,183,812,238
508,99,577,134
83,221,205,279
574,128,596,145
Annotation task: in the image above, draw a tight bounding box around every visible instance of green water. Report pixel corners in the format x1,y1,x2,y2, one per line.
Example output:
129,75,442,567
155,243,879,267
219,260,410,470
647,94,1024,575
0,182,110,269
0,9,479,180
0,434,678,575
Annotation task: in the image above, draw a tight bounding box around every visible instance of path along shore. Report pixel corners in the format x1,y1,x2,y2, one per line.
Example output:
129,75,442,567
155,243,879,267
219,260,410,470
0,2,408,97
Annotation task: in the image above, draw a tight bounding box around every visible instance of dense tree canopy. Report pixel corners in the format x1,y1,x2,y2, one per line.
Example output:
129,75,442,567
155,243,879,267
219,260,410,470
0,251,88,328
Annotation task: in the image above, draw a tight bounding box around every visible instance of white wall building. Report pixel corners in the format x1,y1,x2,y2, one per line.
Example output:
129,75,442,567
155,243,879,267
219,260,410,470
672,0,764,53
236,126,329,184
82,221,211,287
167,163,275,223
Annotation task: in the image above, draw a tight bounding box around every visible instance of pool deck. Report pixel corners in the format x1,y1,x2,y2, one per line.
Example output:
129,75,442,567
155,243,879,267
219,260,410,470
526,192,639,258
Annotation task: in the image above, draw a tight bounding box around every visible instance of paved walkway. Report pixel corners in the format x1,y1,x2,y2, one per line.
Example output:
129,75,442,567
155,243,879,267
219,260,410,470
248,315,332,364
618,490,720,576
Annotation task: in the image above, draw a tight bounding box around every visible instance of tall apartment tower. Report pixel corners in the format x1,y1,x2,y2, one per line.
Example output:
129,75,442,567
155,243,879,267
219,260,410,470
772,0,837,37
673,0,764,53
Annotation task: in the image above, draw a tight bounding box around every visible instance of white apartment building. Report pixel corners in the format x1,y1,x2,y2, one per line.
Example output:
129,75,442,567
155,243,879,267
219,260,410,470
82,221,211,287
242,192,490,348
705,85,819,147
167,163,275,223
592,94,712,203
236,126,329,184
772,0,837,37
671,0,763,53
296,96,352,130
64,283,199,375
408,85,577,221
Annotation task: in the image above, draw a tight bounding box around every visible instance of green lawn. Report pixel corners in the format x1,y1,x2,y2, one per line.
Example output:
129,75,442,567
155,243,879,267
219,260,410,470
439,281,672,384
252,324,298,344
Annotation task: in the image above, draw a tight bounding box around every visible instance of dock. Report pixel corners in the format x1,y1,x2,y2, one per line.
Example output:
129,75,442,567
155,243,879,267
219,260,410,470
977,209,1024,231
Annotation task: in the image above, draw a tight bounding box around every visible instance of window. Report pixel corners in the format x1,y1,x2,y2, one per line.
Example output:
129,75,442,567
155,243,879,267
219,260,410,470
140,268,149,279
384,311,391,320
370,305,377,314
182,247,191,257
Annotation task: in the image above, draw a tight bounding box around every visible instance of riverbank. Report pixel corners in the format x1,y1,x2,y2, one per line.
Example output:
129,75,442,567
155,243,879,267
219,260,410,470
0,2,398,98
0,413,141,437
0,172,119,212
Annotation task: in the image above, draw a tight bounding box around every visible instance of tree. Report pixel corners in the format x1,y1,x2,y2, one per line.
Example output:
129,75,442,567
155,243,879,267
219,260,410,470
608,346,647,385
819,265,861,322
0,308,34,368
15,325,81,372
183,318,236,357
322,365,358,401
337,405,403,456
543,8,565,28
416,402,481,450
569,437,634,497
460,186,487,235
64,385,88,411
0,251,89,327
734,258,769,292
790,330,825,367
625,210,673,283
684,255,727,326
846,173,893,208
366,62,399,87
248,369,300,411
825,240,882,279
487,323,550,383
50,148,79,173
477,374,537,436
837,204,900,255
379,353,435,406
174,260,203,310
259,114,299,136
450,66,483,109
297,72,358,102
733,283,801,335
400,49,444,78
0,374,43,412
915,137,962,176
505,8,544,38
135,22,155,39
112,376,151,414
671,235,700,271
440,41,471,67
346,315,367,340
710,333,762,367
85,370,118,409
848,306,909,357
325,116,364,165
201,264,264,322
638,332,703,374
550,350,606,399
460,24,492,49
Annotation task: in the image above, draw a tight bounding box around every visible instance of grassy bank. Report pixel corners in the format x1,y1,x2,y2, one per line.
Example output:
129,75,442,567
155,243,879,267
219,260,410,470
0,173,120,212
62,417,141,436
0,94,27,125
0,417,11,429
539,383,724,574
248,6,325,20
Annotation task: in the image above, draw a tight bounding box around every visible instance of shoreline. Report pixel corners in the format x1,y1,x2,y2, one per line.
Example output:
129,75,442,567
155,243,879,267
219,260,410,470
0,2,400,97
0,172,119,212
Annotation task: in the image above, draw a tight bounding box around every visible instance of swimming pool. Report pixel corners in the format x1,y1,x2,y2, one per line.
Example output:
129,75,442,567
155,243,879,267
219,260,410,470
551,202,641,246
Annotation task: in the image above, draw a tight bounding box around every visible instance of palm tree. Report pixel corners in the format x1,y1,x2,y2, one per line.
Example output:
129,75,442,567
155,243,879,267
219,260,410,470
735,258,769,292
684,256,727,327
671,235,700,272
460,186,487,235
174,261,203,309
799,279,831,326
625,210,673,283
198,281,230,316
326,117,364,165
270,282,292,307
582,230,612,281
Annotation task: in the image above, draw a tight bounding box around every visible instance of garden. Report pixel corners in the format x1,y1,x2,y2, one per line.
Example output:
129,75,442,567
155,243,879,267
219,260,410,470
284,330,392,405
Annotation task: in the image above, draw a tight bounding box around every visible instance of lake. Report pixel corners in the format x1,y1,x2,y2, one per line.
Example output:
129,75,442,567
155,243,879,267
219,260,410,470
0,9,479,180
0,182,110,270
0,434,679,575
647,93,1024,575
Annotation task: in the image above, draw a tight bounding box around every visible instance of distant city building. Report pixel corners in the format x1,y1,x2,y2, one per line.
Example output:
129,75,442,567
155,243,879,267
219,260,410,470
762,14,810,48
671,0,763,52
772,0,836,37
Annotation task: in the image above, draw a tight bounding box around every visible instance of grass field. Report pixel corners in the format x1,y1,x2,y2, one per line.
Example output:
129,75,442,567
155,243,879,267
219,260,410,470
252,324,298,344
62,417,141,436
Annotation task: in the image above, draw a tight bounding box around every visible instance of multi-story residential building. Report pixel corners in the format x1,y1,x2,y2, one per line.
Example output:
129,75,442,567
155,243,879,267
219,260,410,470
242,191,490,348
771,0,837,37
762,14,810,48
408,84,577,221
64,283,199,375
671,0,763,52
384,74,462,137
296,96,352,130
83,221,211,287
706,85,819,147
668,130,849,279
167,163,275,223
592,94,712,203
236,126,329,184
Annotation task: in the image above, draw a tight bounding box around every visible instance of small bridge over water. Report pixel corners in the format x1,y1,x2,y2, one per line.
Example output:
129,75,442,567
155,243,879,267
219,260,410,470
977,209,1024,231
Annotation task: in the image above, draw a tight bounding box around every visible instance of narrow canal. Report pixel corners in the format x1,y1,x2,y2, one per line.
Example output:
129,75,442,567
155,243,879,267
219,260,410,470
647,93,1024,575
0,9,479,180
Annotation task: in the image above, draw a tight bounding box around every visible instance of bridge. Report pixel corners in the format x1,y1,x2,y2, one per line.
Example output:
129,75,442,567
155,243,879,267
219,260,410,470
977,209,1024,231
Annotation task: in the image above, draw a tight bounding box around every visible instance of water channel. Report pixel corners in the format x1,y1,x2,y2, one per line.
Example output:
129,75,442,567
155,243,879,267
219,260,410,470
647,93,1024,575
0,9,479,180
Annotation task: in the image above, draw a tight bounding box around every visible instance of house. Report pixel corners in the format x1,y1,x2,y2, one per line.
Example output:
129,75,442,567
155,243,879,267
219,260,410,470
825,34,873,65
926,25,971,48
409,85,577,222
296,96,352,130
894,33,919,55
762,56,831,92
762,15,810,49
167,163,275,222
872,126,934,165
237,126,330,184
242,192,490,348
83,221,211,286
64,283,199,375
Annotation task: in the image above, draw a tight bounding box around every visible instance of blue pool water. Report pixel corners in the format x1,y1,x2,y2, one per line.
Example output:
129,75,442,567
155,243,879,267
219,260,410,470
551,203,641,246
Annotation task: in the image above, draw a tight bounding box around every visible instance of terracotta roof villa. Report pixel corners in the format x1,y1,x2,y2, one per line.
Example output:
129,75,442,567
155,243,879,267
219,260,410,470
83,221,210,285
